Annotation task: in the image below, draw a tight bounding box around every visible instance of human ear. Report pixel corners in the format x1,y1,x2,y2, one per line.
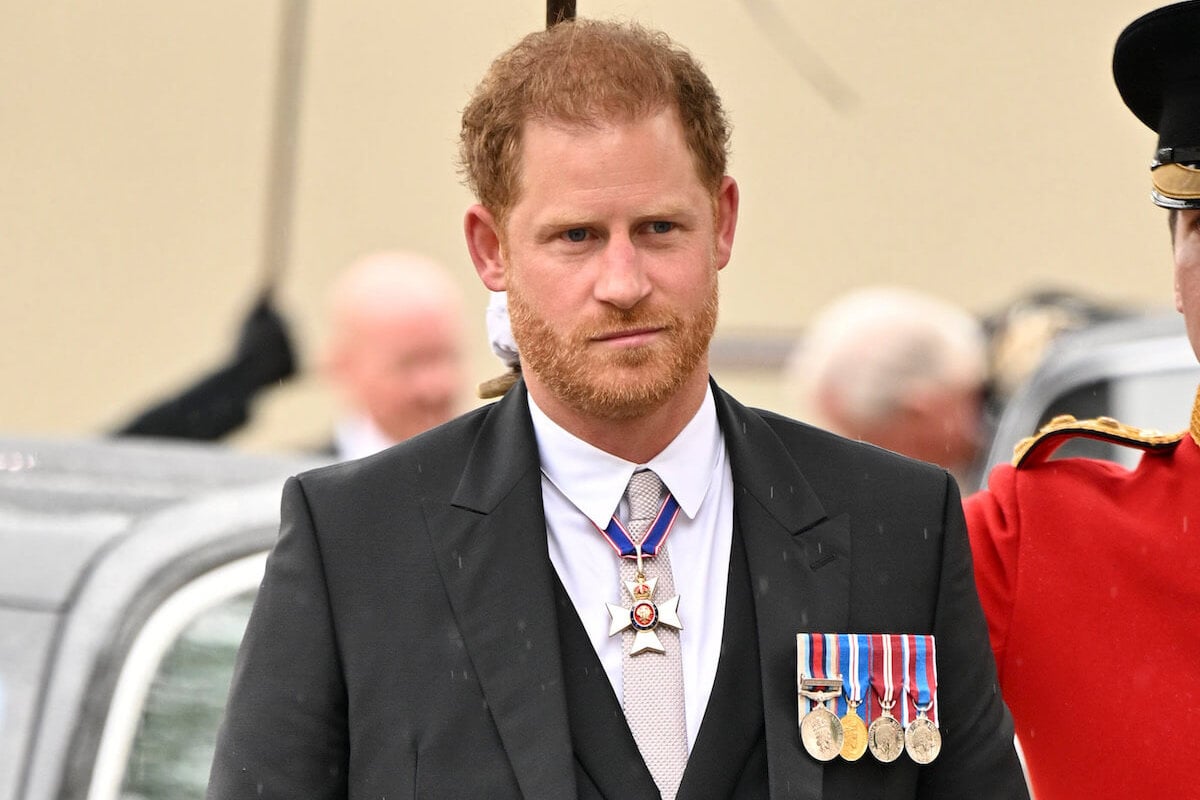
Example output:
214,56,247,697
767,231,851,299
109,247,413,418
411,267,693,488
464,204,507,291
713,176,740,270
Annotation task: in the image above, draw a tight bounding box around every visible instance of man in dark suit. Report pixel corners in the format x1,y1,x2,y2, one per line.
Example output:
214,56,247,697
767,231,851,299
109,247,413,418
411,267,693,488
208,19,1027,800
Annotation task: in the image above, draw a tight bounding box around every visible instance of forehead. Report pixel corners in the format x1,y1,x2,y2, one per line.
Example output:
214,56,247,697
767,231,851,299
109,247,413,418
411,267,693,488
522,106,687,158
513,109,706,206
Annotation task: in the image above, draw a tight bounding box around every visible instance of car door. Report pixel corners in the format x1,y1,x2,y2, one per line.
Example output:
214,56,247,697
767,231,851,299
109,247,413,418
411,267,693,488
1,437,316,800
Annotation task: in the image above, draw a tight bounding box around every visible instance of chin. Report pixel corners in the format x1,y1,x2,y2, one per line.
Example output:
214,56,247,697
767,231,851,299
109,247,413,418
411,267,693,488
569,370,692,420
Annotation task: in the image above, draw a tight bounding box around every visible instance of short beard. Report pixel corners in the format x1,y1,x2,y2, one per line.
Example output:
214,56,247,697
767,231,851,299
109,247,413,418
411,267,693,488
508,271,719,420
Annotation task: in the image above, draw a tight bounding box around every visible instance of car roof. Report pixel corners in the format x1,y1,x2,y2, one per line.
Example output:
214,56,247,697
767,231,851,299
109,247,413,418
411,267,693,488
0,436,318,610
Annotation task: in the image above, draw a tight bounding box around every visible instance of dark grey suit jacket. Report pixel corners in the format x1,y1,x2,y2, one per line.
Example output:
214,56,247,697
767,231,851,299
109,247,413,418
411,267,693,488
208,380,1028,799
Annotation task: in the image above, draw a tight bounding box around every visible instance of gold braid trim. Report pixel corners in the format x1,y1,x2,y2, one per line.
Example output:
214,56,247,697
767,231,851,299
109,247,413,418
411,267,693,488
1012,413,1186,469
1191,383,1200,447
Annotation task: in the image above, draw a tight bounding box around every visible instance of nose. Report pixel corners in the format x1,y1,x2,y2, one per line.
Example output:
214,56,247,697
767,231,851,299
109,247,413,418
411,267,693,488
593,235,651,310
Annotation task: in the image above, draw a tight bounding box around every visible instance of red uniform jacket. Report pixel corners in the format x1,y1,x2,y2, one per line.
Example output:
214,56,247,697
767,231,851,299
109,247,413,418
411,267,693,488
964,391,1200,799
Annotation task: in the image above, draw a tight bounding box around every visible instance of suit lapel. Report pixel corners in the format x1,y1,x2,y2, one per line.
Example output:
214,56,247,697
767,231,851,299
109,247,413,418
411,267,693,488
714,386,852,800
424,383,577,800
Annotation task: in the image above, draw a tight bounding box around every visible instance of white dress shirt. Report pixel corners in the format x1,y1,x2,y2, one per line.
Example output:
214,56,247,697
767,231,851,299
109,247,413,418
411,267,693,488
528,386,734,750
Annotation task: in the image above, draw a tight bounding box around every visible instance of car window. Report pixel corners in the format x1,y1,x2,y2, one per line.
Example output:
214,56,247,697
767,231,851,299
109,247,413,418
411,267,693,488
118,590,254,799
85,554,265,800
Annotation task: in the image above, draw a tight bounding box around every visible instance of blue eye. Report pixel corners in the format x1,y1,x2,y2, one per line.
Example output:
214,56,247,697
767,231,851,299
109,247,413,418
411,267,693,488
564,228,588,242
649,221,674,234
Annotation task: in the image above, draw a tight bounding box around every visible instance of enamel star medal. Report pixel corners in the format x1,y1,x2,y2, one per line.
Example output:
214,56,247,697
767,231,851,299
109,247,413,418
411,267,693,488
606,549,683,655
600,491,684,656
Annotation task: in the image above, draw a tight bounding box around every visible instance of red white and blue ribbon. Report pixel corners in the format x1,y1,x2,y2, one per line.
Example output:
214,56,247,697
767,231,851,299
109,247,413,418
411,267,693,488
798,633,843,715
800,633,937,729
821,634,842,714
837,633,871,720
903,634,938,725
797,634,812,714
597,493,681,558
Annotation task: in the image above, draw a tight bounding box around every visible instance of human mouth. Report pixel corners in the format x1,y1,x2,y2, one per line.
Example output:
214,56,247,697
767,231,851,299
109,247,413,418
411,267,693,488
592,326,664,346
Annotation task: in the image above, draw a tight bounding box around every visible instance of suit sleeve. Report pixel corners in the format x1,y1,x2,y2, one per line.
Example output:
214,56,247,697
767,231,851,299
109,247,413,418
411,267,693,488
207,476,349,800
962,465,1022,681
918,474,1029,799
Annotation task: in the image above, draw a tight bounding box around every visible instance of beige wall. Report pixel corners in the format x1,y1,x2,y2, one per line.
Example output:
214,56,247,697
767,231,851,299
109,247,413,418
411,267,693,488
2,0,1176,451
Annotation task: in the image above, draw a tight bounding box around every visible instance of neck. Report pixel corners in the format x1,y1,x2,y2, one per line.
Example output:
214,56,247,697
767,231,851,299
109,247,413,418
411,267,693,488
527,370,710,463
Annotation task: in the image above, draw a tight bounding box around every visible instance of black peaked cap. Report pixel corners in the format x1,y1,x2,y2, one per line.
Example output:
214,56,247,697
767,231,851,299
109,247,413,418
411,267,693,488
1114,0,1200,154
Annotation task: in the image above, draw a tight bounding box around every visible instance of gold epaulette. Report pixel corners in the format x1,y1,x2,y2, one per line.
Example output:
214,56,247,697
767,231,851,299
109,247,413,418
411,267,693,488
1011,414,1186,468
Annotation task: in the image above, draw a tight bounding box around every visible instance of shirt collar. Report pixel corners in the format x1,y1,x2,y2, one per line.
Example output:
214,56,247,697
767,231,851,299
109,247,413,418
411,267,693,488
528,386,724,529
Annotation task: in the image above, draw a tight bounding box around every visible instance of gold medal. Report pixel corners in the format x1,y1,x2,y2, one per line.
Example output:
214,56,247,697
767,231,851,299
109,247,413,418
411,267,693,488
837,634,870,761
904,710,942,764
839,704,869,761
867,706,905,763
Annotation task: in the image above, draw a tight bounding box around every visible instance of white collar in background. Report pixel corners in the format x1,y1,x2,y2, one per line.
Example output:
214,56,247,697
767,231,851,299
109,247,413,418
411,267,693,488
333,413,397,462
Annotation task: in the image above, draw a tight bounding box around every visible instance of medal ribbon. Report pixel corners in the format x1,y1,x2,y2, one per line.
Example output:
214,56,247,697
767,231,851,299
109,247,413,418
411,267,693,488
899,635,913,726
838,633,871,721
597,493,681,558
823,634,842,715
797,634,813,716
797,633,840,715
903,634,938,726
868,634,904,720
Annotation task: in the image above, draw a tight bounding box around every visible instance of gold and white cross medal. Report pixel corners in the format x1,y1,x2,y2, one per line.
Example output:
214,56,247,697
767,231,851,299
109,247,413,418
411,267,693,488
606,540,683,656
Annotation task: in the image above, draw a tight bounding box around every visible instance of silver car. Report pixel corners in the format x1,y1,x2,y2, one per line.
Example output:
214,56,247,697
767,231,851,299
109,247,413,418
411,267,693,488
978,310,1200,487
0,437,317,800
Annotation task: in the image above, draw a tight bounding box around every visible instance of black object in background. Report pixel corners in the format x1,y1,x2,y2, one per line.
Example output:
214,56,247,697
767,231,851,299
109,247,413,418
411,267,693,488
114,296,296,441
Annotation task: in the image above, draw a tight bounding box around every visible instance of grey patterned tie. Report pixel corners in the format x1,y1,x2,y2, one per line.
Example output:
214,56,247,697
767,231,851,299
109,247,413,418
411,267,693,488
620,469,688,799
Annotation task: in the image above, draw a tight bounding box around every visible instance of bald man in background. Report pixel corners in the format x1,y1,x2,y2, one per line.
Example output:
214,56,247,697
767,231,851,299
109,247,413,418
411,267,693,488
321,251,467,460
787,286,990,489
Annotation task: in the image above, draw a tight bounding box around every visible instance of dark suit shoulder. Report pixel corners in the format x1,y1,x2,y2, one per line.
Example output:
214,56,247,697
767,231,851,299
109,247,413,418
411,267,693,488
294,401,498,502
712,386,954,536
750,404,948,481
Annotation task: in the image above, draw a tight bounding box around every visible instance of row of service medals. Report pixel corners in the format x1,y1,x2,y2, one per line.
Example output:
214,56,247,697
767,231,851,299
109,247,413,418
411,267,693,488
797,633,941,765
